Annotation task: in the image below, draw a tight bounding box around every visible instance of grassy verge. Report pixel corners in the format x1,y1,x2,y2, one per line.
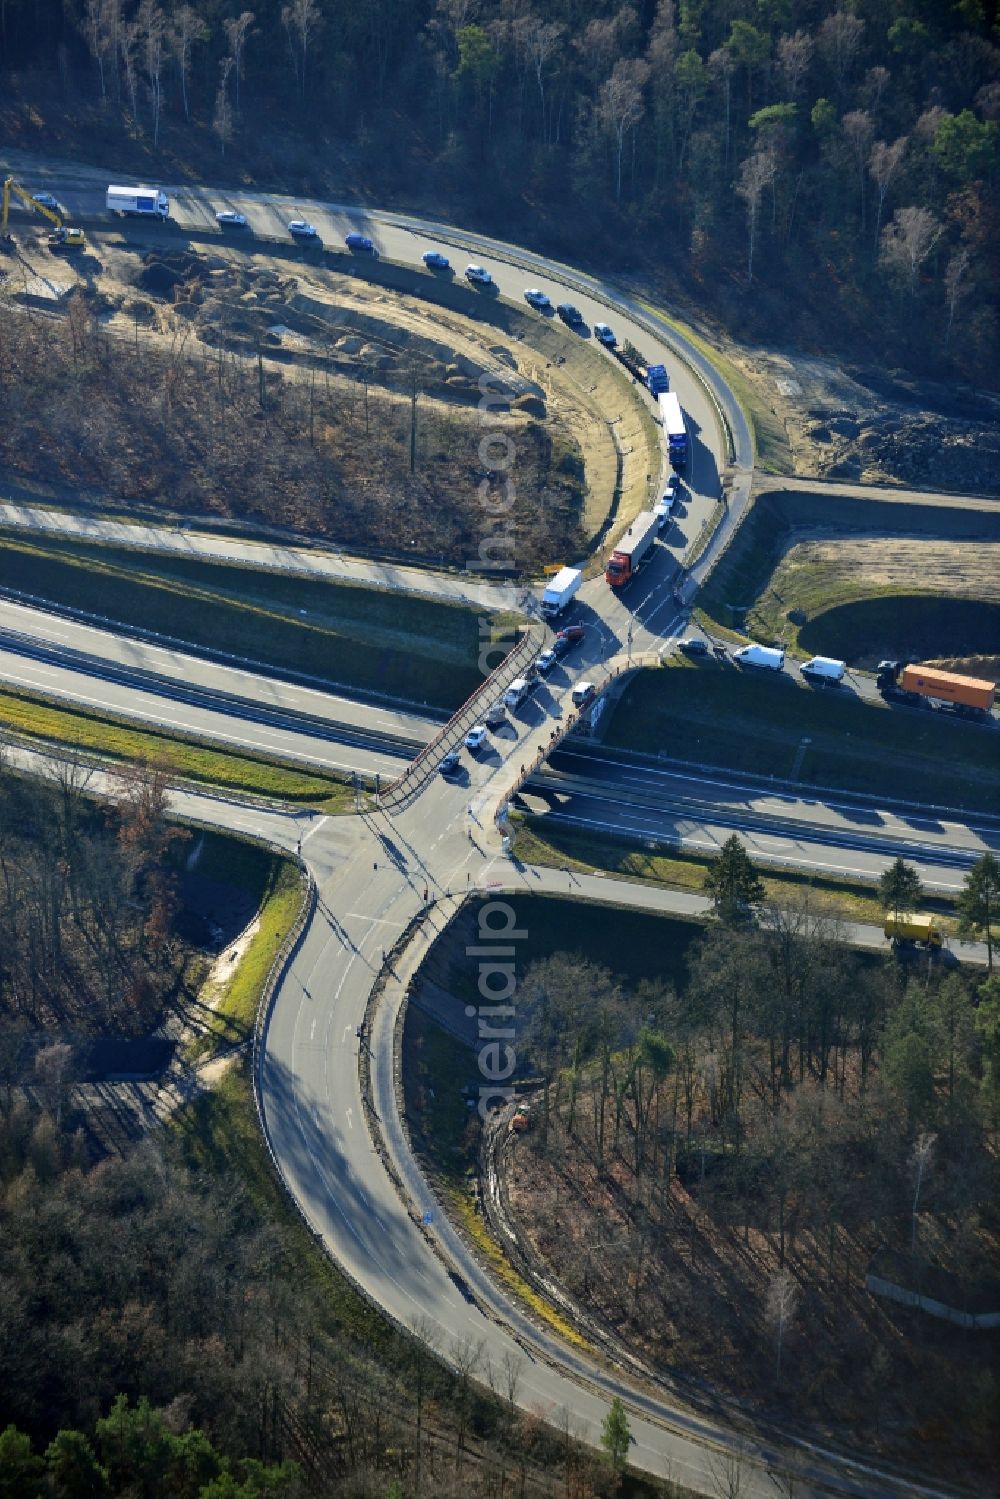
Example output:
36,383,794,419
511,815,960,932
604,660,1000,814
403,1010,591,1353
0,685,353,808
186,854,305,1063
0,529,492,712
635,299,793,475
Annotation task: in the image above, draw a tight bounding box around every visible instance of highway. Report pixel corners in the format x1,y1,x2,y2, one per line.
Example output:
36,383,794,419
0,157,981,1496
2,145,752,662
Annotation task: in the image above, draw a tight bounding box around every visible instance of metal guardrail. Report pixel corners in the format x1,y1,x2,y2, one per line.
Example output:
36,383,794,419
382,619,544,812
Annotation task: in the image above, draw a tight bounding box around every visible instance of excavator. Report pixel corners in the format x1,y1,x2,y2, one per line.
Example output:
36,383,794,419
1,177,85,252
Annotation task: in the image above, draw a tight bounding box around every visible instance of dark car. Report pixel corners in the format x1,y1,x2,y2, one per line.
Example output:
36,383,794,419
678,638,708,656
553,624,585,658
346,232,378,256
556,302,583,325
439,749,461,776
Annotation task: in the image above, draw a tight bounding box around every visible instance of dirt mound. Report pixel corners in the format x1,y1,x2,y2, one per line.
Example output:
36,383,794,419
926,655,1000,682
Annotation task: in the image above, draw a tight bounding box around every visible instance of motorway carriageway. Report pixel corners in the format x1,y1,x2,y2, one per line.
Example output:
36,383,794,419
1,587,991,884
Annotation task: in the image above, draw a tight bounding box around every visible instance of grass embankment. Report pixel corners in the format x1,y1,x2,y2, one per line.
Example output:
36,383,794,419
0,529,494,711
636,298,793,475
0,684,352,808
695,489,1000,664
512,817,959,932
404,1009,591,1353
605,660,1000,814
742,540,1000,665
184,835,306,1062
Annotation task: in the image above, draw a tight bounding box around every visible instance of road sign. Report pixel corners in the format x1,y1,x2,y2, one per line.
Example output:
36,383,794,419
422,1210,434,1225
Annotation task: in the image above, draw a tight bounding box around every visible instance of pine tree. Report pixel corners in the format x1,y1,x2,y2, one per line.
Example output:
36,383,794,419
703,835,765,925
877,857,923,926
957,853,999,973
601,1396,631,1475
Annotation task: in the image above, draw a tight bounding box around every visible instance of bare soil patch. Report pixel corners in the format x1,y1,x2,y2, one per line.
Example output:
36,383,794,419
747,350,1000,494
4,230,656,571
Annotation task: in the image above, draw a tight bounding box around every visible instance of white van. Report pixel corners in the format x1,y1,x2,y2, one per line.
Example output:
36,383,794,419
799,656,845,685
733,644,785,671
571,680,597,708
503,677,531,710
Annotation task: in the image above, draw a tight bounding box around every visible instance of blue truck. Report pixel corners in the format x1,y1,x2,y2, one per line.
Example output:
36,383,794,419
646,363,669,394
657,391,689,468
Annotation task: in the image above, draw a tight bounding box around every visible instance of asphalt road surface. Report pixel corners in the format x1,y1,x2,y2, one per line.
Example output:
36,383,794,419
0,155,978,1495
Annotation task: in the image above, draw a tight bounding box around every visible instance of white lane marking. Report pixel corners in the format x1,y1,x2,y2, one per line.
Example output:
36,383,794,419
310,1018,317,1041
540,808,967,890
341,1024,351,1044
549,750,995,843
346,911,408,926
346,1107,353,1130
301,816,329,847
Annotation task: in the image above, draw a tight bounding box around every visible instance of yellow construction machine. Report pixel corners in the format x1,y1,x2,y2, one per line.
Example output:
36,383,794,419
1,177,85,251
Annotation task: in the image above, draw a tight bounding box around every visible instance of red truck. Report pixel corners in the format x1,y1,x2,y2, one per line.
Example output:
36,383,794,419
605,511,659,589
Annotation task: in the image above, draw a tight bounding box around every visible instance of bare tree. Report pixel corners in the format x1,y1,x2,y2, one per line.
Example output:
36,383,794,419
842,110,874,232
818,10,865,105
169,5,204,122
213,56,235,156
944,246,972,346
708,1444,751,1499
777,29,813,99
223,10,254,113
281,0,322,103
35,1042,74,1130
735,148,776,284
869,135,907,255
910,1131,936,1252
766,1269,799,1383
515,15,563,144
862,64,891,118
80,0,112,99
599,57,649,201
119,14,140,118
879,206,944,298
137,0,165,145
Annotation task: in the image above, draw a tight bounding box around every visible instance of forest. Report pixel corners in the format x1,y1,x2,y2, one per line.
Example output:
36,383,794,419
0,760,605,1497
2,0,997,382
498,849,1000,1482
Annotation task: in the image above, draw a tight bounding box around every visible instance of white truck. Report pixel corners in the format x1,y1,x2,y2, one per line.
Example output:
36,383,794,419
733,643,785,671
106,185,170,219
540,566,582,619
799,655,845,685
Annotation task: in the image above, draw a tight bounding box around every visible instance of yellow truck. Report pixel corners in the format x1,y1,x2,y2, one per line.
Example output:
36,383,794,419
883,914,944,949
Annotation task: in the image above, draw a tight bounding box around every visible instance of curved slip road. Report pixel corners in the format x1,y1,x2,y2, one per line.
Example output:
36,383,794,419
2,155,979,1493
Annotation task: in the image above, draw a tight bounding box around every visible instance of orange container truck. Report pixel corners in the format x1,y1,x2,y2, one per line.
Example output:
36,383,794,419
896,665,995,712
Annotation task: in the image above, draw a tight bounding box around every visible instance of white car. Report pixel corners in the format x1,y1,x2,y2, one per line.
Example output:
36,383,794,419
571,681,597,708
422,250,450,269
594,322,616,346
464,725,488,753
216,210,248,227
524,288,550,310
288,220,318,238
536,648,557,675
465,263,493,286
